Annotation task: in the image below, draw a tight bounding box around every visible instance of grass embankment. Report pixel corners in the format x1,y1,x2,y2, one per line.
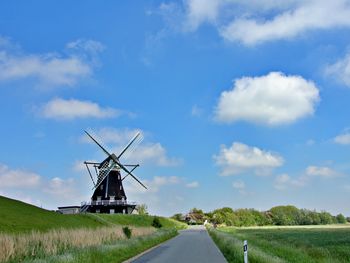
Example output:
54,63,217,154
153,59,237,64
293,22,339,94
96,213,187,230
0,196,104,233
0,196,183,262
0,226,155,262
209,225,350,263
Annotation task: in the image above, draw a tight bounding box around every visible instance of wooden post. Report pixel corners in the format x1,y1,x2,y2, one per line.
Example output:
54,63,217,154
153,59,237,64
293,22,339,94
243,240,248,263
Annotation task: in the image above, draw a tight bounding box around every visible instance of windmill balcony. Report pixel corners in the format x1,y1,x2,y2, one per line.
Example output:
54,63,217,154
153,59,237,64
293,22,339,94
81,200,136,206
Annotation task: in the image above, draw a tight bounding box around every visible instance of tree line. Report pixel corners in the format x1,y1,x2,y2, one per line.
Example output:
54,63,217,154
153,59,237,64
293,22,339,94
172,205,349,226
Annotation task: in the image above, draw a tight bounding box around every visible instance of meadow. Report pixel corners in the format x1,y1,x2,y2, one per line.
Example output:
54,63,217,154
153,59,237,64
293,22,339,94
209,225,350,263
0,196,186,262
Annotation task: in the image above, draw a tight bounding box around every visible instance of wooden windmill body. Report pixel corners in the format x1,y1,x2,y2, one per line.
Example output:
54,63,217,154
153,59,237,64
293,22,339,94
80,131,146,214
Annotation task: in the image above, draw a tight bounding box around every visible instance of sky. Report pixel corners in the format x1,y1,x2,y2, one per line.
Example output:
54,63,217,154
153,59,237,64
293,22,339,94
1,0,350,216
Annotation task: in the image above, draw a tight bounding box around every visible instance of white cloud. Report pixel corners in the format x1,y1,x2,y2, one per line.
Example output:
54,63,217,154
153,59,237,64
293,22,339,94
0,37,103,88
213,142,283,176
41,98,120,120
232,180,245,189
334,132,350,145
0,163,91,209
305,165,341,178
191,105,203,117
274,173,306,190
221,1,350,45
0,164,41,188
124,175,180,194
82,127,142,145
186,181,199,188
275,166,342,190
326,51,350,87
161,1,350,45
83,128,182,167
232,179,247,194
129,143,182,167
66,39,105,54
43,177,86,201
214,72,319,126
184,0,222,31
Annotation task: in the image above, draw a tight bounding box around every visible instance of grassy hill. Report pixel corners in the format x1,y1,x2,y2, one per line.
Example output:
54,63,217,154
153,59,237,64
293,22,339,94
0,195,185,233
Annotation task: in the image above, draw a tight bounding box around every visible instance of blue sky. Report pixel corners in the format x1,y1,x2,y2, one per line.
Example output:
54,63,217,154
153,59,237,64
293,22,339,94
1,0,350,216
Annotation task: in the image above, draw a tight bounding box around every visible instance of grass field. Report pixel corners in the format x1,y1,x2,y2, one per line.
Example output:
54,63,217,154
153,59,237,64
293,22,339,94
0,196,106,233
0,196,185,233
209,225,350,263
0,196,185,262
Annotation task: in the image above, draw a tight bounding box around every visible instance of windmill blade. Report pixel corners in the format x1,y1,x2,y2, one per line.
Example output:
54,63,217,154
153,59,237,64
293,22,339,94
84,162,96,186
121,134,143,160
114,160,147,189
121,164,139,181
117,132,142,159
84,131,111,157
93,160,117,190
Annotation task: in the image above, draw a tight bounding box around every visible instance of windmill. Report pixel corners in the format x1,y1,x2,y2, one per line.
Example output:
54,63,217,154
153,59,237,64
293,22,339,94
80,130,147,214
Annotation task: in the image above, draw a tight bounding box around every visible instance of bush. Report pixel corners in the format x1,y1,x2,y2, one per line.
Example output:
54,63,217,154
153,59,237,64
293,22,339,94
336,214,347,224
136,204,148,215
122,226,132,239
152,217,162,228
171,213,183,221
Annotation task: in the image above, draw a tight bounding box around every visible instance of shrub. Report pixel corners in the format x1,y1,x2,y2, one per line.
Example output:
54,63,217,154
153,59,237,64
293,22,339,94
136,204,148,215
336,214,347,224
152,217,162,228
122,226,132,239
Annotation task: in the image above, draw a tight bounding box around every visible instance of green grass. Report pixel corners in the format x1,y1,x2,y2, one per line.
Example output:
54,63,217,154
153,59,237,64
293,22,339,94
209,225,350,263
96,214,187,230
0,196,105,233
0,196,184,262
0,196,186,233
31,228,178,263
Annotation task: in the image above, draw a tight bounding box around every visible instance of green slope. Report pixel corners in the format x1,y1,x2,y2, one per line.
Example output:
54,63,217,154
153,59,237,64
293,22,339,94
96,214,187,229
0,196,105,233
0,196,186,233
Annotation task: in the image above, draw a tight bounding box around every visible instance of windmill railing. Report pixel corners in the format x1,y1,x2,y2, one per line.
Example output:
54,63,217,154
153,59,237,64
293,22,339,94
81,200,137,206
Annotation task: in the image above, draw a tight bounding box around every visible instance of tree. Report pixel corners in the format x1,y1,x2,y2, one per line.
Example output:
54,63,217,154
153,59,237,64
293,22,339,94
171,213,183,221
270,205,300,225
136,204,148,215
319,211,334,225
336,213,347,224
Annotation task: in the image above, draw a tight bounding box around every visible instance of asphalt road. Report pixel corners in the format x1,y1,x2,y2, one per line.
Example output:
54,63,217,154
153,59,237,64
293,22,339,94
131,225,227,263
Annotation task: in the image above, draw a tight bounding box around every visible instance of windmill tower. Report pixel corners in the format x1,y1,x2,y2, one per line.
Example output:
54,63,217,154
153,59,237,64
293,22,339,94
80,131,147,214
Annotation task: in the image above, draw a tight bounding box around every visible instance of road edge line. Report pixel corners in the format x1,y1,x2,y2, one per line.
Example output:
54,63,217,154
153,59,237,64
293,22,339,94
122,232,179,263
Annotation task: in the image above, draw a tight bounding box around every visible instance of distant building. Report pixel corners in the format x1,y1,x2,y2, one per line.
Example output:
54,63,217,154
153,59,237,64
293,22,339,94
57,206,80,214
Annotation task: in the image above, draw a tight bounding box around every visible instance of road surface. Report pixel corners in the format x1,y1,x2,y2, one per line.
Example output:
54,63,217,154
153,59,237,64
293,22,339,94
131,225,227,263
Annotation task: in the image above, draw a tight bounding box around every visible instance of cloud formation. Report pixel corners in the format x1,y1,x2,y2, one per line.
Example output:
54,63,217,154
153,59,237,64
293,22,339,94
0,164,41,188
186,181,199,188
326,52,350,87
213,142,283,176
220,0,350,45
164,0,350,45
334,132,350,145
305,166,341,178
232,180,246,194
41,98,120,120
0,163,90,209
274,173,306,190
214,72,319,126
82,127,182,167
0,37,103,88
274,165,342,190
